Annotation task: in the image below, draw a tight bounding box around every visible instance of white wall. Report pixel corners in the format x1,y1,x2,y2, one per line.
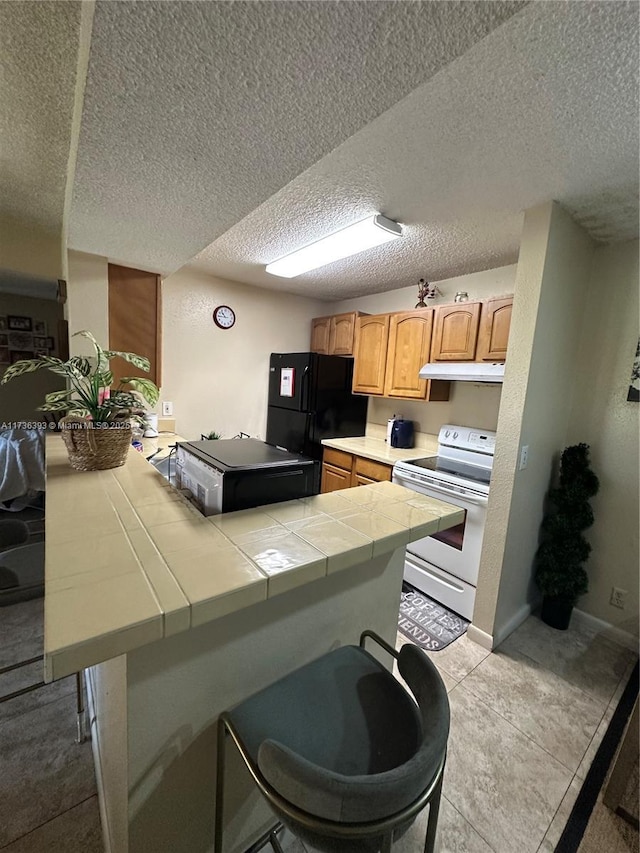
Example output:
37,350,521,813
161,266,328,440
567,240,639,636
330,264,517,316
66,250,109,356
330,265,517,437
473,202,596,644
0,215,64,280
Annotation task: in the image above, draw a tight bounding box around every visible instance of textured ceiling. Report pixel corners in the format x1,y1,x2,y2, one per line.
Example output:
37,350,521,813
68,0,526,274
0,1,80,234
57,0,639,301
194,0,640,299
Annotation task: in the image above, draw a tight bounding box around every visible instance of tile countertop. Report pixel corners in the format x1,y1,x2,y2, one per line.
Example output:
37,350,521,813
321,434,439,465
44,435,463,682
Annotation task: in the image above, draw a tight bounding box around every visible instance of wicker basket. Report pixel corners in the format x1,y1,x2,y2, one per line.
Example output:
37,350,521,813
60,417,133,471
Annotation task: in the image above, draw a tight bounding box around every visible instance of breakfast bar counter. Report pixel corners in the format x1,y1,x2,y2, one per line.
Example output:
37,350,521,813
44,434,464,852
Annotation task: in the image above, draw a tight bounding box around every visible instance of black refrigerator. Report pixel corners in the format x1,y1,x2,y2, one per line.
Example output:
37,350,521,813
266,353,368,462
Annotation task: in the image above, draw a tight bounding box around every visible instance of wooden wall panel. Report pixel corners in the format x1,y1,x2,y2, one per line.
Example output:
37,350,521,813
108,264,161,388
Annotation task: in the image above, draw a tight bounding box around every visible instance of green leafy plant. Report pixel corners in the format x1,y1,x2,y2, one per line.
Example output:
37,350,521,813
535,443,600,604
0,330,159,424
203,430,222,440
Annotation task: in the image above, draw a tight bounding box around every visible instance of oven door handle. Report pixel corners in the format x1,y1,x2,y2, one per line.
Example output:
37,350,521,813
393,472,489,506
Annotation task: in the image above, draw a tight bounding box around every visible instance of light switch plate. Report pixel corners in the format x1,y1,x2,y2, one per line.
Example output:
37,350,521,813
162,401,173,416
519,445,529,470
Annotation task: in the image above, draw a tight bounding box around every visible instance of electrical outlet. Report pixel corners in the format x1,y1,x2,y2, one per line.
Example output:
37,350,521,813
162,401,173,416
610,587,627,609
519,445,529,470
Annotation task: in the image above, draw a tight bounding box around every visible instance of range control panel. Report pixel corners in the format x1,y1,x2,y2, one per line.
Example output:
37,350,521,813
438,424,496,455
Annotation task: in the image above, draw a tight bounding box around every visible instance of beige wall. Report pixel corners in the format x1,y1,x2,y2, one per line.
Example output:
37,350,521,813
330,264,516,437
0,215,64,280
161,266,327,440
567,240,639,635
66,249,109,356
329,264,517,316
0,292,65,422
473,202,596,644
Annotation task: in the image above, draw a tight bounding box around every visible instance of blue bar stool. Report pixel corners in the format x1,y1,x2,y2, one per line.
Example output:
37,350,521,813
215,630,450,853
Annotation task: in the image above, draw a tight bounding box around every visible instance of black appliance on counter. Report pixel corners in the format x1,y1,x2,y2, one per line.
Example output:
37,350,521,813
175,438,318,516
266,353,368,461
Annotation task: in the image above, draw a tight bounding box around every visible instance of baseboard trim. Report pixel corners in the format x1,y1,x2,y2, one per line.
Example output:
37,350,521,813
468,602,533,651
85,668,113,853
572,608,639,652
493,603,533,648
467,624,494,650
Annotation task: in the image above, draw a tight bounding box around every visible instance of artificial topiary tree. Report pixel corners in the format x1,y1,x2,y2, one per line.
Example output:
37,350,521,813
535,443,600,629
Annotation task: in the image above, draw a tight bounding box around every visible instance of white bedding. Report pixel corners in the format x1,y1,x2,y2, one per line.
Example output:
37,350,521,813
0,430,46,508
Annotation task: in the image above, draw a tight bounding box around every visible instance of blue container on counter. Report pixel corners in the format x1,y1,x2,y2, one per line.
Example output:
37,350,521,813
390,419,414,449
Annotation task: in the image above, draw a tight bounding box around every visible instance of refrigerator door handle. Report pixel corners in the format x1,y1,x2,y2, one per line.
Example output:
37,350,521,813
300,365,310,410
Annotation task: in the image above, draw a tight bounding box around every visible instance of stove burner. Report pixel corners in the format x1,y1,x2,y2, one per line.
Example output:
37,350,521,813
405,456,491,486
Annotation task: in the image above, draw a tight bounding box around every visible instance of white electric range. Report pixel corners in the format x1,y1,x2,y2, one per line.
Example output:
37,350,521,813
392,424,496,620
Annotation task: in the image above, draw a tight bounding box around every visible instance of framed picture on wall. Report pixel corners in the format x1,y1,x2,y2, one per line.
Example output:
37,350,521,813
0,333,7,347
7,332,33,349
7,315,32,332
9,350,33,364
0,317,6,331
0,347,9,363
45,336,55,350
33,320,47,335
33,336,48,349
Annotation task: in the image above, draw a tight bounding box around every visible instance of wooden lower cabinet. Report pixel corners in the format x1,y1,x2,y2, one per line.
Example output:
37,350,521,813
320,447,392,493
321,463,353,493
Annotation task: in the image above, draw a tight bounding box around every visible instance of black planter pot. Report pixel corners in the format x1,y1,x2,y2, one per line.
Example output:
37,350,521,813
541,596,574,630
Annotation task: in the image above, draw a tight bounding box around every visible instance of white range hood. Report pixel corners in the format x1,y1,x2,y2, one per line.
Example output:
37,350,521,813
419,362,505,383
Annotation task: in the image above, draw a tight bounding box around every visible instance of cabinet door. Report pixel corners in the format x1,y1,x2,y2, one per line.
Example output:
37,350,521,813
476,297,513,361
108,264,162,386
352,314,390,395
310,316,332,354
321,463,352,493
353,474,378,487
384,310,434,399
353,456,392,483
329,312,357,356
431,302,481,361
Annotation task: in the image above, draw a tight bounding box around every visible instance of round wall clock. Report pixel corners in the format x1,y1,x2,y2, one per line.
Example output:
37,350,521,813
213,305,236,329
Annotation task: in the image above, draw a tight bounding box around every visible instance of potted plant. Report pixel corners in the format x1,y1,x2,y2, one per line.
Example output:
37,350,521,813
0,330,159,471
534,443,600,630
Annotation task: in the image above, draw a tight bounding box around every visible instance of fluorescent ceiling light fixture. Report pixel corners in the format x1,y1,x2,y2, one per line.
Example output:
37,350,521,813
265,214,403,278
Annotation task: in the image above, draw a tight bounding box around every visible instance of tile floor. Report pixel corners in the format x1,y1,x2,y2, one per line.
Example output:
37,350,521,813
0,597,636,852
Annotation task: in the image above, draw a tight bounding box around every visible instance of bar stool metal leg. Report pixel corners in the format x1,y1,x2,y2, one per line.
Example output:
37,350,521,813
75,670,88,744
215,717,227,853
423,769,444,853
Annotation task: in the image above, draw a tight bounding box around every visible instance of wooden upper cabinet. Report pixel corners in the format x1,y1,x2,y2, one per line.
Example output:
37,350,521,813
352,314,390,395
108,264,162,387
384,310,434,399
310,311,361,356
330,312,358,355
476,296,513,361
310,316,332,354
430,302,482,361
